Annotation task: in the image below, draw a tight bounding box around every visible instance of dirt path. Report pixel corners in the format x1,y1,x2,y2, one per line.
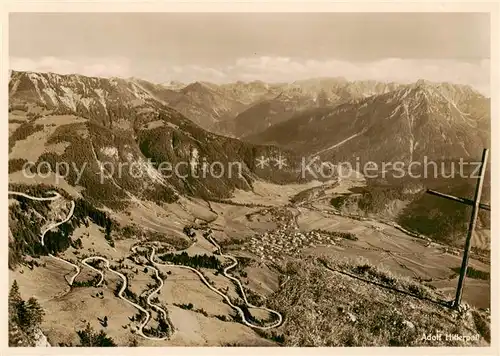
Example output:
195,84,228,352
9,189,283,345
207,236,283,326
81,255,170,341
9,190,80,285
148,246,283,330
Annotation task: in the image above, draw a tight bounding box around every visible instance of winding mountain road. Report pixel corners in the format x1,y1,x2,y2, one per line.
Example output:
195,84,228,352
131,246,175,334
9,189,283,344
9,190,80,285
81,255,170,341
148,245,283,330
207,236,283,326
81,257,106,287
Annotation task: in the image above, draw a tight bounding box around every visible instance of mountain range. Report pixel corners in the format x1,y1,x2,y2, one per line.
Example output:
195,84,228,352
9,70,490,209
8,71,305,208
247,80,490,164
134,77,405,136
8,69,492,348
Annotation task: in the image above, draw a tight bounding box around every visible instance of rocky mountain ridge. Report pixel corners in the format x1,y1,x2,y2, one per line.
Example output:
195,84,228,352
8,71,306,208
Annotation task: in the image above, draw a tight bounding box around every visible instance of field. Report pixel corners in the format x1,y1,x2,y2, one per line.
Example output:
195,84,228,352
297,202,490,309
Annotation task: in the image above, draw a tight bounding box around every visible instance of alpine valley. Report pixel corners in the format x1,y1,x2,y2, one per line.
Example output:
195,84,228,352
8,71,491,347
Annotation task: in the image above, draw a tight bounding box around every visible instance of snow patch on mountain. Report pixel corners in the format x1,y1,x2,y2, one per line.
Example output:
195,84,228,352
138,156,168,187
100,146,119,159
42,87,59,105
312,129,366,156
93,88,107,111
59,86,80,111
190,147,200,173
27,72,43,100
403,103,415,162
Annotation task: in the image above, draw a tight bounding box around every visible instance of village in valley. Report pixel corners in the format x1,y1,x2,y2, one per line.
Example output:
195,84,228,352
238,207,355,263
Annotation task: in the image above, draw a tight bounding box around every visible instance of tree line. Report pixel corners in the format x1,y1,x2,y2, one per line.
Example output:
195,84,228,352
9,280,44,347
9,189,116,268
158,251,221,270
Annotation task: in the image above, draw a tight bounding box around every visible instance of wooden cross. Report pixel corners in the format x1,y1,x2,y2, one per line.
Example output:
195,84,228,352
425,148,490,309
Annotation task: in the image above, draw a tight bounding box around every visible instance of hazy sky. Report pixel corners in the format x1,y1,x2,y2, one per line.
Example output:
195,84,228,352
10,13,491,94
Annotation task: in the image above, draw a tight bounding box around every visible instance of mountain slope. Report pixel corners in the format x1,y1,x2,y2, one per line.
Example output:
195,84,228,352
66,76,403,136
170,81,248,128
213,78,403,138
214,91,324,138
9,71,306,208
128,79,253,131
247,81,490,164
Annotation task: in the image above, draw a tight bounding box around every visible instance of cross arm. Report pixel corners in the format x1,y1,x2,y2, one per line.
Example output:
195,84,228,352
426,189,490,211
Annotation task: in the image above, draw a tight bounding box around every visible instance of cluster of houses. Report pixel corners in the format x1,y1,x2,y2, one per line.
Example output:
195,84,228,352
243,227,337,262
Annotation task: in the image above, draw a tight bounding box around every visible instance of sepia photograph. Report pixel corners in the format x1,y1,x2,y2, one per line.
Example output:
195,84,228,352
4,7,496,350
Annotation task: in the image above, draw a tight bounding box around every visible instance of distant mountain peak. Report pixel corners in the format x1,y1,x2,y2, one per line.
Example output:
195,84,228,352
162,80,185,87
181,81,214,93
248,78,489,165
414,78,431,87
